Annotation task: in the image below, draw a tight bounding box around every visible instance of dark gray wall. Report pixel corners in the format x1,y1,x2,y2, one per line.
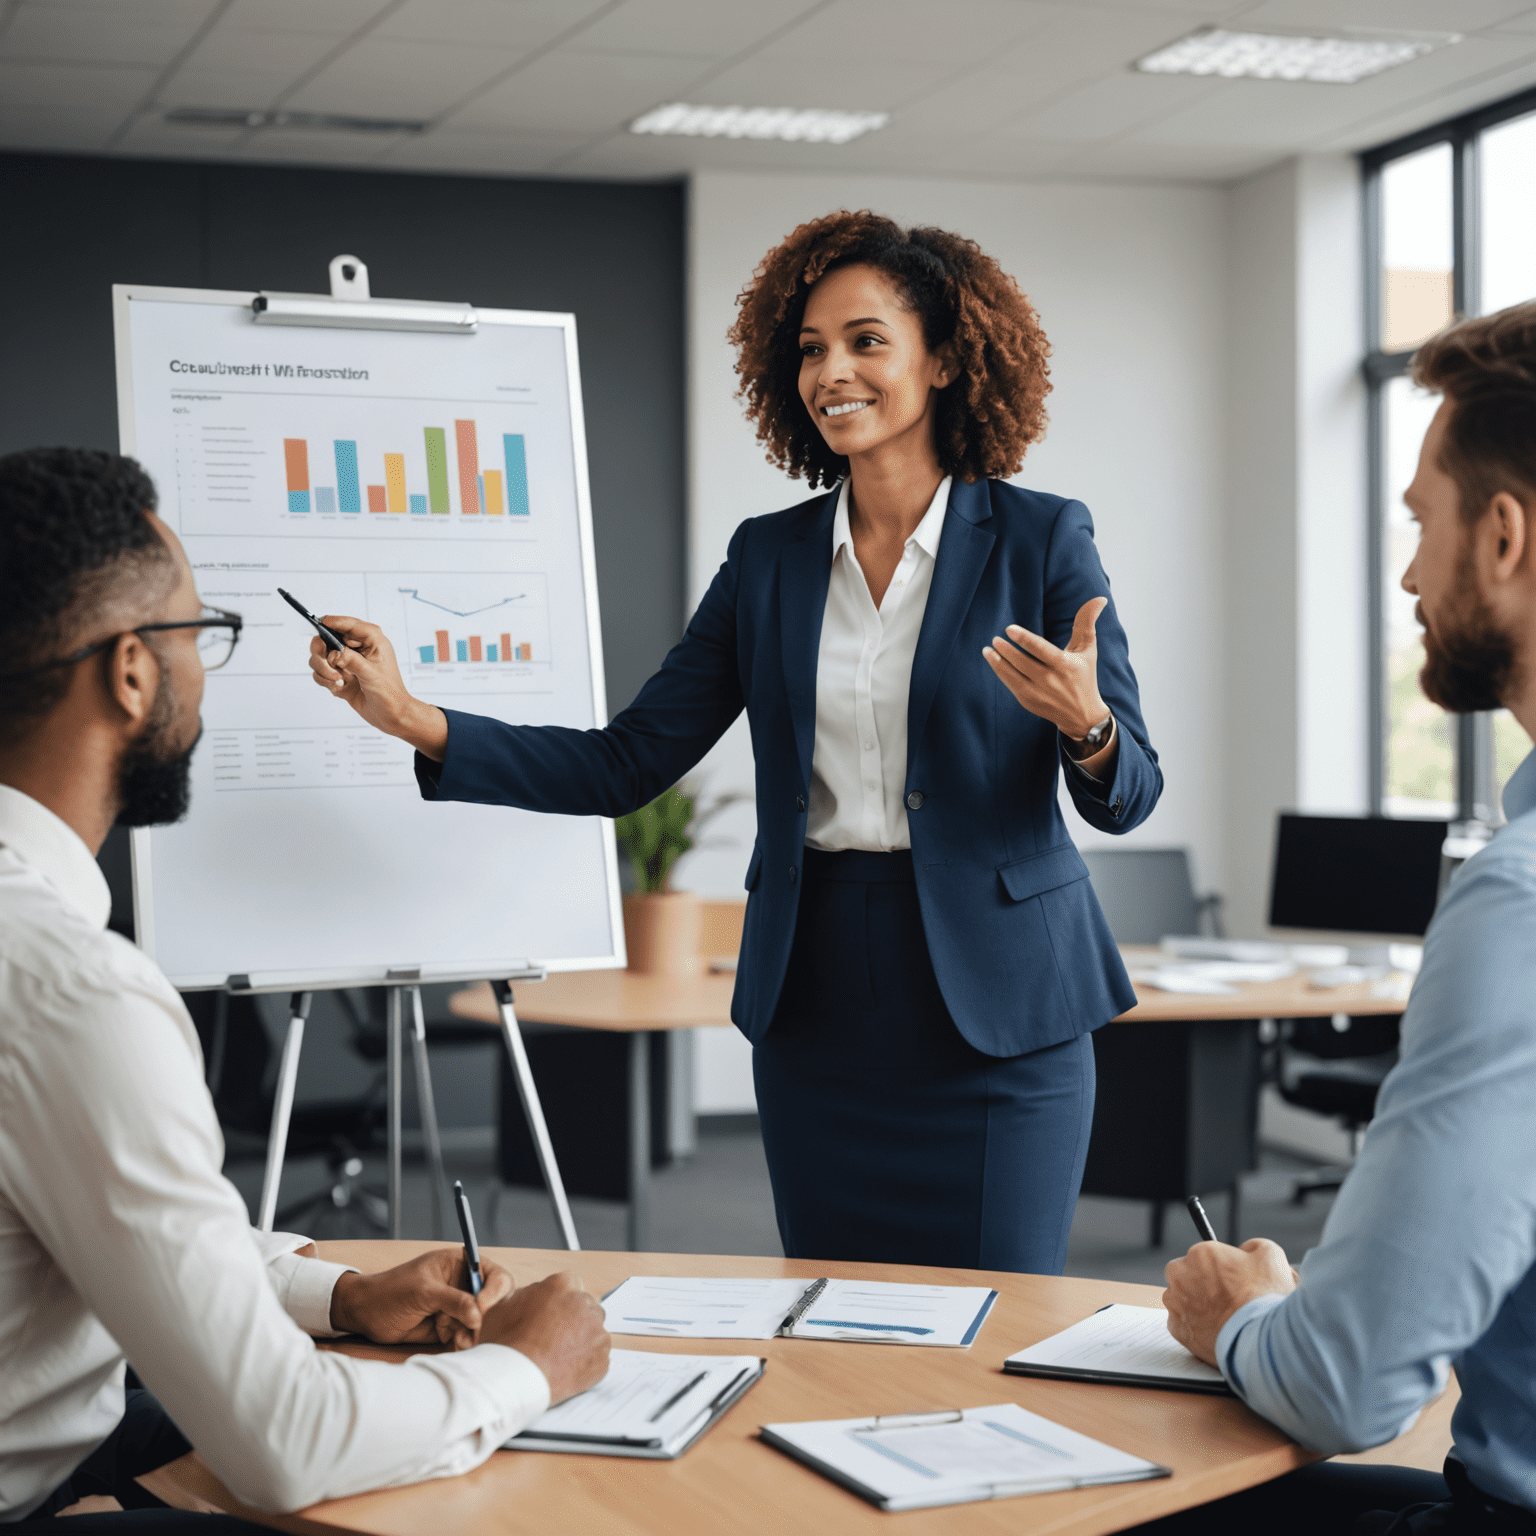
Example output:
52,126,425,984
0,151,686,716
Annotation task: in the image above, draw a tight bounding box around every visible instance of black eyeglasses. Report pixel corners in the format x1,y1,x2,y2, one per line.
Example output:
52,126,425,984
0,605,244,680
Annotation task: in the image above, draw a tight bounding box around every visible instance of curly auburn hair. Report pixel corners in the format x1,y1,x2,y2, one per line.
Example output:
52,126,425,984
727,210,1052,487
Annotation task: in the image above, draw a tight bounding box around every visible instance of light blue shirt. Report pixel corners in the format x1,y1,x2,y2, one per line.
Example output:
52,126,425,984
1216,746,1536,1512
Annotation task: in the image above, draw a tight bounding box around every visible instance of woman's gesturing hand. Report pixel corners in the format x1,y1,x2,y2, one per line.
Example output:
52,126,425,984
983,597,1110,742
307,616,449,761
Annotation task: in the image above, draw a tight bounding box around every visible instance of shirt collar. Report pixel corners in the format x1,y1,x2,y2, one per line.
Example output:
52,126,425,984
1501,745,1536,822
832,475,953,561
0,784,112,930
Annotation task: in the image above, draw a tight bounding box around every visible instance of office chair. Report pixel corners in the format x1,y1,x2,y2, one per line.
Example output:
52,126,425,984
1079,847,1225,945
1275,1014,1400,1203
1268,812,1445,1204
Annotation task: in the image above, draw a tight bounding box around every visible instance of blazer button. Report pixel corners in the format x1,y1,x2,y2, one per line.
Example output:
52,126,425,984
788,865,798,884
796,795,806,812
1110,796,1123,818
906,791,924,810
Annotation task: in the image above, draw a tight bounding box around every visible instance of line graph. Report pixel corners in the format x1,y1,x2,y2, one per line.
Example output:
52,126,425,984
392,574,550,677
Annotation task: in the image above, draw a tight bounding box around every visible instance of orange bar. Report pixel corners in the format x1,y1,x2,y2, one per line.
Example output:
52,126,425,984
366,484,387,512
455,419,480,514
283,438,309,492
384,454,407,513
517,642,531,661
435,629,449,663
500,632,511,660
484,469,505,515
469,636,483,662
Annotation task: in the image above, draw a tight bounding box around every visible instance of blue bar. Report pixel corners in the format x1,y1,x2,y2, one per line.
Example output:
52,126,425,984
314,486,337,514
288,490,310,513
409,494,427,515
418,645,434,664
455,640,468,662
334,440,360,512
487,644,498,663
477,473,486,515
503,434,529,515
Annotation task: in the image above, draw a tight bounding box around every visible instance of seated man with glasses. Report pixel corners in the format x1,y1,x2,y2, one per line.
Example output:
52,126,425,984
0,447,609,1531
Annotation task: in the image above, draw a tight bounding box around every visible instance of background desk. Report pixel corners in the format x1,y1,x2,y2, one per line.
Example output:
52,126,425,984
170,1240,1344,1536
1088,950,1409,1244
450,973,735,1251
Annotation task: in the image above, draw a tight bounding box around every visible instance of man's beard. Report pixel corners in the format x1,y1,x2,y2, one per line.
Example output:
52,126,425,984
1418,558,1520,714
115,676,201,828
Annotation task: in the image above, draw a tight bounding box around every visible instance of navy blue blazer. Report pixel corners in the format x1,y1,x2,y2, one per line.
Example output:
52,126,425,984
418,477,1162,1057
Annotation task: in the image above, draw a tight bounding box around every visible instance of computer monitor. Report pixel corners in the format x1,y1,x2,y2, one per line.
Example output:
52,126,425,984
1268,813,1449,937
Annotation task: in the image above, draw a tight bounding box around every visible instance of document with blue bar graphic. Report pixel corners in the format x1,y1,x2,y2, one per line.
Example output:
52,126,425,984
601,1276,997,1347
760,1402,1169,1511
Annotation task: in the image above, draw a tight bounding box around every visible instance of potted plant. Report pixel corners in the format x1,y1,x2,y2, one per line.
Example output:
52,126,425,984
614,785,703,975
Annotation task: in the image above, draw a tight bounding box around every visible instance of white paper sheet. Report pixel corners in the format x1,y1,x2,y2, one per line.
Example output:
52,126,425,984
1006,1304,1225,1385
762,1402,1166,1511
790,1280,997,1347
601,1277,811,1339
513,1349,760,1451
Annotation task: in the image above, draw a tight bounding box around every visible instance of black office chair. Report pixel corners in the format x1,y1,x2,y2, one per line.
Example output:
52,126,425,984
1275,1013,1400,1204
1079,848,1225,945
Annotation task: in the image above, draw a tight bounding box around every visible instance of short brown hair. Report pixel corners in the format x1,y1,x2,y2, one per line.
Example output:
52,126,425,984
728,210,1052,488
1413,300,1536,526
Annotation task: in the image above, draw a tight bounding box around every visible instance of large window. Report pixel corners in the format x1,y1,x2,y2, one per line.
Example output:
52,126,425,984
1364,87,1536,823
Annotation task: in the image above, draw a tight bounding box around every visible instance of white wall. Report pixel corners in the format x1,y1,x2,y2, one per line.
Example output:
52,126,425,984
677,167,1232,1110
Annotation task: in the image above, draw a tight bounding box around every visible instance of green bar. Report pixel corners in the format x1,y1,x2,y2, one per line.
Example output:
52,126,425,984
424,427,450,514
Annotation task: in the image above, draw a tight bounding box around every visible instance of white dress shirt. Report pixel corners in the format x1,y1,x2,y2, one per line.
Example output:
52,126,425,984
806,476,950,852
0,785,549,1520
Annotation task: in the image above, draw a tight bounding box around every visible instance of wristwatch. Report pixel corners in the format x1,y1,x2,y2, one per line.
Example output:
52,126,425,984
1062,713,1114,762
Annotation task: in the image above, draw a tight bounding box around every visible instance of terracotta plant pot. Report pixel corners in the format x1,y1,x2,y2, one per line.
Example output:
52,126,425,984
622,892,703,976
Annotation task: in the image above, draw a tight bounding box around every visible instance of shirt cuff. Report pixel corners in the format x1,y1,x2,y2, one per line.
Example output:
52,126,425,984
265,1251,359,1338
1215,1291,1289,1395
463,1343,553,1441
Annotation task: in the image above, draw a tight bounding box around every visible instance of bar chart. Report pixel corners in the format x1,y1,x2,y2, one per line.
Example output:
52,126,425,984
281,422,530,520
394,573,551,691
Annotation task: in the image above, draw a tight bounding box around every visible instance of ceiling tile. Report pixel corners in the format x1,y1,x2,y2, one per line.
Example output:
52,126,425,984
0,0,216,67
1318,55,1536,148
1489,8,1536,31
732,0,1058,66
284,37,530,118
681,50,935,113
173,26,341,77
379,125,592,173
1055,136,1277,180
230,127,405,163
373,0,609,49
217,0,395,36
157,66,299,109
1237,0,1531,31
0,58,155,111
451,48,712,132
567,0,821,58
995,68,1224,144
115,115,250,154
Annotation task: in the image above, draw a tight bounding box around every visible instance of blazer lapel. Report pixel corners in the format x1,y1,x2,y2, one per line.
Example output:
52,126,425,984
779,489,838,791
906,478,996,779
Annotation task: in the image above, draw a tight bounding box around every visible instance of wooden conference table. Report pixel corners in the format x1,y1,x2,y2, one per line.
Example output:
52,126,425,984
158,1240,1455,1536
451,947,1411,1251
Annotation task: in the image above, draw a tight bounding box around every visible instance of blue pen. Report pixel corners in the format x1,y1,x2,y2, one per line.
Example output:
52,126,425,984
453,1180,483,1297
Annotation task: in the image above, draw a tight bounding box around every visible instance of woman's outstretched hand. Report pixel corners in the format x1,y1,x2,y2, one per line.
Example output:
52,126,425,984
983,597,1111,743
307,616,449,761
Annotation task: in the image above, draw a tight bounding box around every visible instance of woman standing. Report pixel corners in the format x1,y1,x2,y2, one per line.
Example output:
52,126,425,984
310,211,1162,1274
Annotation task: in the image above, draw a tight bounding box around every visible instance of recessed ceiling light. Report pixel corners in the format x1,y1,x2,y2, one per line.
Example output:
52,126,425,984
1134,27,1454,85
164,107,427,134
629,103,888,144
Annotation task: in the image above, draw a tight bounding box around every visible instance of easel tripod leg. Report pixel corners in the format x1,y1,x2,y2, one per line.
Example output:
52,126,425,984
387,988,403,1240
408,985,447,1241
627,1032,652,1253
491,980,579,1251
258,991,312,1232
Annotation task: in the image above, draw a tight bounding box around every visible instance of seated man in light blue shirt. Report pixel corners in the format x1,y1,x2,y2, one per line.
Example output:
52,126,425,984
1138,301,1536,1535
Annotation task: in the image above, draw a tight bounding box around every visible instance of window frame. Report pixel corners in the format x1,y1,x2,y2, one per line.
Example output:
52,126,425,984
1361,82,1536,822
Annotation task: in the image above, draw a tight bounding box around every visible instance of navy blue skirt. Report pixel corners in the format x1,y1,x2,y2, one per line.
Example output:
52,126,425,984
753,847,1095,1274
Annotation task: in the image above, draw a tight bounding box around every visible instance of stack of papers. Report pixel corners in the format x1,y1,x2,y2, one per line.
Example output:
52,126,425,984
600,1276,997,1347
1004,1305,1229,1395
505,1349,763,1459
761,1402,1170,1511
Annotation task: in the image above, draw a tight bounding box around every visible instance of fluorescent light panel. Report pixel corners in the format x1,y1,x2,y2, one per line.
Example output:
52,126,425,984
1135,27,1451,84
165,108,427,134
630,103,888,144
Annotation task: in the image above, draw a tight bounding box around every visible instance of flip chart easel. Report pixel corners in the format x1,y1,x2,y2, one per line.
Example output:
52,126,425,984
114,255,628,1249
